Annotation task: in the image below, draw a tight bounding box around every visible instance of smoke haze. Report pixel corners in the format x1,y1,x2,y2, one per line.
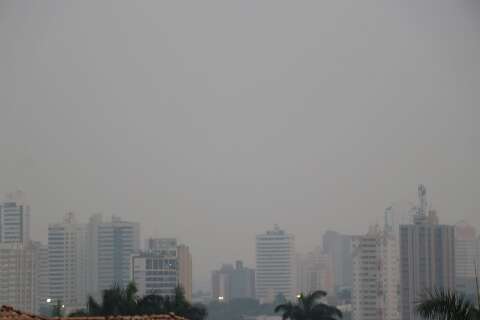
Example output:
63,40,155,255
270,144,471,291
0,0,479,290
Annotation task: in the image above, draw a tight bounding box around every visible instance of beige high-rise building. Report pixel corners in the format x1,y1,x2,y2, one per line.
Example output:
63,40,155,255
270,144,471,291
177,244,192,301
296,247,334,297
454,222,478,297
33,241,49,314
352,226,400,320
0,242,38,312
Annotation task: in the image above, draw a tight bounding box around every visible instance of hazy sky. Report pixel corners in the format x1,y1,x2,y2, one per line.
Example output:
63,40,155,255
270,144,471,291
1,0,479,291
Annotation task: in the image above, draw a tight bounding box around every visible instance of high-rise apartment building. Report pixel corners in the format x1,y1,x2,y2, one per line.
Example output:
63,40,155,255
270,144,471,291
454,222,478,297
297,247,334,297
131,252,178,297
87,214,140,296
48,212,88,309
0,242,38,312
0,192,47,313
0,191,30,243
255,226,296,303
131,238,192,300
211,261,255,301
399,185,455,320
322,230,353,291
351,226,400,320
33,241,49,314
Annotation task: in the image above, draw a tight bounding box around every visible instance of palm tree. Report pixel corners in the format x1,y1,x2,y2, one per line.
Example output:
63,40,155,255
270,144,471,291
274,290,342,320
416,288,480,320
81,283,207,320
85,282,140,316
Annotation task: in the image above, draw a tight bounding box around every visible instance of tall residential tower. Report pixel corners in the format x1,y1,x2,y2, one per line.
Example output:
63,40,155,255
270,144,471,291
351,226,400,320
255,226,296,303
399,185,455,320
0,191,30,243
48,212,87,309
87,214,140,296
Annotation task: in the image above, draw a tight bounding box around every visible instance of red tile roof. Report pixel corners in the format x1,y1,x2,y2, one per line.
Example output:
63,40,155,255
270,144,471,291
1,306,49,320
0,306,188,320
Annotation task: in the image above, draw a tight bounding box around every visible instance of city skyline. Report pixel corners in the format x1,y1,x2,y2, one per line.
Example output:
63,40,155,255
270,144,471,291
0,187,478,294
1,185,479,319
1,0,478,293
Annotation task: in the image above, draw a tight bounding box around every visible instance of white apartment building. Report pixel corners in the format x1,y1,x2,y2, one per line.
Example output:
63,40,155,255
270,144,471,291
131,252,179,297
352,226,400,320
0,242,38,313
132,238,192,300
48,212,88,309
256,225,296,303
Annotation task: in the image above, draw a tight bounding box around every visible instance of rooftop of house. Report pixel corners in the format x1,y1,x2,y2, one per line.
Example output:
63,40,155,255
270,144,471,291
0,306,188,320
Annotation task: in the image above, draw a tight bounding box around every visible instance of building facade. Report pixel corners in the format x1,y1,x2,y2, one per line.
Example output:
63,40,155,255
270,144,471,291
132,238,192,300
33,241,49,314
351,226,400,320
48,212,88,309
454,222,478,297
322,230,352,292
87,214,140,296
131,252,179,297
0,242,38,313
212,261,255,301
399,185,455,320
297,247,334,298
177,244,193,301
256,226,296,303
0,191,30,244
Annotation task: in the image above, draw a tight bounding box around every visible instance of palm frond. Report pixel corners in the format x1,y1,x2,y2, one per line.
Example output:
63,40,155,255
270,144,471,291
302,290,328,312
416,288,477,320
311,303,343,319
275,302,296,320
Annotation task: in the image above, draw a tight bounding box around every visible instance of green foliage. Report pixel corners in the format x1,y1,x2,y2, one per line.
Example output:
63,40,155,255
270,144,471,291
72,282,207,320
274,291,342,320
206,297,275,320
51,300,64,317
416,288,480,320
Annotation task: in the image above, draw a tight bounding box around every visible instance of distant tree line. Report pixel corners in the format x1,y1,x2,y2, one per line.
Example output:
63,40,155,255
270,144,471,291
67,283,207,320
